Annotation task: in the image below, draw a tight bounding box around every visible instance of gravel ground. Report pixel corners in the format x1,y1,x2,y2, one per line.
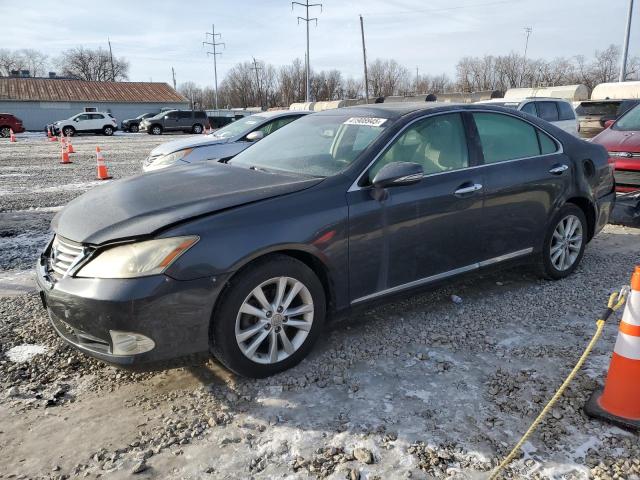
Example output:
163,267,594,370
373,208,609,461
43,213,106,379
0,133,639,480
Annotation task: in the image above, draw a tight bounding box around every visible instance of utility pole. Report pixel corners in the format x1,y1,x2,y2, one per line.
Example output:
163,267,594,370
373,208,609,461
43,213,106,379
107,38,115,81
251,57,264,109
359,14,369,104
416,66,419,94
292,0,322,103
203,24,225,110
521,26,532,87
620,0,635,82
171,67,176,90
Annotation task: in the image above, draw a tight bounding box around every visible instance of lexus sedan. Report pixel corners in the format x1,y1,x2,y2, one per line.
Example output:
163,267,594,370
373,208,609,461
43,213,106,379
142,110,309,172
36,103,615,378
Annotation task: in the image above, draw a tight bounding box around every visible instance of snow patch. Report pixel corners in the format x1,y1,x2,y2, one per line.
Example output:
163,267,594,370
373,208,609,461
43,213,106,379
6,344,47,363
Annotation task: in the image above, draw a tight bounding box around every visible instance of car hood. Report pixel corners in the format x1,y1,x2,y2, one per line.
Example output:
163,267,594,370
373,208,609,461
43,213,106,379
592,128,640,152
52,162,321,245
150,135,231,156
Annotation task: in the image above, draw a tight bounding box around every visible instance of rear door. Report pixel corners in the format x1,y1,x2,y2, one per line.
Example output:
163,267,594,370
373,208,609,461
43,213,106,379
470,111,571,259
178,111,192,130
90,113,105,130
347,113,485,303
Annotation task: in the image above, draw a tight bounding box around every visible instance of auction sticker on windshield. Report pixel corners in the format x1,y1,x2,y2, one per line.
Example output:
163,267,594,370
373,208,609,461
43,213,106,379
344,117,387,127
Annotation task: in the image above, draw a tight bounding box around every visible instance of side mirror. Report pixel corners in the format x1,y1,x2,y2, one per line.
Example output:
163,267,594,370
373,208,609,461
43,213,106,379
603,119,615,129
372,162,423,189
74,118,79,122
246,131,265,142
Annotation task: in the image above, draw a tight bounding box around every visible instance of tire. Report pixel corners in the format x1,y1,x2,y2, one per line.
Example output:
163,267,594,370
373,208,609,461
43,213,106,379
211,255,326,378
62,126,75,137
102,126,114,136
150,125,163,135
192,124,203,134
536,203,587,280
0,126,10,138
129,124,139,133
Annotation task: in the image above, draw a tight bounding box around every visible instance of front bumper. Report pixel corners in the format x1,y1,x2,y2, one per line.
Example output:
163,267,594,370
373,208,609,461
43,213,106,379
35,251,228,368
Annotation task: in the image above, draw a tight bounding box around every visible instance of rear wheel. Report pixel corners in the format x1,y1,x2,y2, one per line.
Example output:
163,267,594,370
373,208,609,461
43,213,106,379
0,127,10,138
102,126,114,136
192,124,203,134
62,126,75,137
129,124,139,133
211,255,326,378
536,204,587,280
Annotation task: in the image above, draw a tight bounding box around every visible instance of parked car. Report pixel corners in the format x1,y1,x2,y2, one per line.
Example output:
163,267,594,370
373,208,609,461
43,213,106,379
49,112,118,137
0,113,25,137
121,113,158,133
36,104,615,377
138,110,209,135
207,109,254,129
477,98,578,135
575,99,640,138
591,103,640,193
143,110,309,171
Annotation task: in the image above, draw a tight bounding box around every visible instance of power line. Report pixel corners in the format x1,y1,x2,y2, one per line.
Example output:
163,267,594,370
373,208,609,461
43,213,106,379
292,0,322,103
203,24,225,110
362,0,518,18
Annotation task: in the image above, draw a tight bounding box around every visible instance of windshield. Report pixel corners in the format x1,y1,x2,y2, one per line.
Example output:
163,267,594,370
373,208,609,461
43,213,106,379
212,115,266,138
229,113,389,177
613,104,640,131
575,102,620,116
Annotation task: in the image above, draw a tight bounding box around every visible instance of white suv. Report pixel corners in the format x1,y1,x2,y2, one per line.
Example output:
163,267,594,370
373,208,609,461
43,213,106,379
476,98,579,136
52,112,118,137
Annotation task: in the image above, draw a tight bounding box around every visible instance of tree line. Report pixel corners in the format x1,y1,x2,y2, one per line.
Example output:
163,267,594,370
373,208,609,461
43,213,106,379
0,47,129,81
182,44,640,110
1,44,637,109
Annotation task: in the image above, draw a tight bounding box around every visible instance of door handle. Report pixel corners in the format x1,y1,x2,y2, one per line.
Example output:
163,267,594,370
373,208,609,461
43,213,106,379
549,164,569,174
454,183,483,195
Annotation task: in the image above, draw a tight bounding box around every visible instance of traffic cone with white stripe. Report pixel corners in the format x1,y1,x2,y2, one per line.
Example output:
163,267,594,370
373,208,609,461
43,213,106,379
9,129,16,142
585,266,640,430
66,135,75,153
60,139,71,164
95,147,112,180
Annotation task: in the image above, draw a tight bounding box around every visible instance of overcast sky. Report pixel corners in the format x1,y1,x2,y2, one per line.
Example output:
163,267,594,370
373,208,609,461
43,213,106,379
2,0,636,86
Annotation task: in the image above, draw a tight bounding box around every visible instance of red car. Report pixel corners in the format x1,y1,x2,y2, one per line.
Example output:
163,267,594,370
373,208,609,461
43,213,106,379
0,113,25,137
592,104,640,193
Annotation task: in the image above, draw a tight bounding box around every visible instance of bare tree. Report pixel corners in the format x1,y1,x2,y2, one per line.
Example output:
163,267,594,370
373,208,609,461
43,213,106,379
369,59,410,96
56,47,129,81
0,48,49,76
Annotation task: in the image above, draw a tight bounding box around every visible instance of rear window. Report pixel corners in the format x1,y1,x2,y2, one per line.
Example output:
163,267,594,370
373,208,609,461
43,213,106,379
557,102,575,121
575,102,620,116
537,102,559,122
194,111,207,119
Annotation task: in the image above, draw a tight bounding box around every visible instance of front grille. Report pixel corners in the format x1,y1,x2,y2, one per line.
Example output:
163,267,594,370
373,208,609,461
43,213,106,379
609,151,640,158
48,235,84,280
616,169,640,187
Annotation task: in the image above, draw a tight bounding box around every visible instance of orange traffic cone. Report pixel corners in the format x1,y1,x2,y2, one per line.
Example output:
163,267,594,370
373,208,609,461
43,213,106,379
67,136,75,154
9,129,17,142
50,129,58,142
96,147,112,180
585,266,640,430
60,140,72,164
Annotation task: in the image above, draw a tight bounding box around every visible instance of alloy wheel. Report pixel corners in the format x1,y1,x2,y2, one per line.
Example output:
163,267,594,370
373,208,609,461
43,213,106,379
235,276,314,364
550,214,583,271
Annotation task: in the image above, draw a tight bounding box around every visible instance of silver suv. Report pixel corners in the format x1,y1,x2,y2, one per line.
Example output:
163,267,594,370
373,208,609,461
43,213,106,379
139,110,209,135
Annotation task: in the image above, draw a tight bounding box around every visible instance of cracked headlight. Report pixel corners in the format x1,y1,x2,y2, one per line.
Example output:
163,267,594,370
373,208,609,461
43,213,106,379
76,236,199,279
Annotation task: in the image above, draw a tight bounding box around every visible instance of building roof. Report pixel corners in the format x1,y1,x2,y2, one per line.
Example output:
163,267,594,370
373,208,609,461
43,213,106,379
0,77,188,103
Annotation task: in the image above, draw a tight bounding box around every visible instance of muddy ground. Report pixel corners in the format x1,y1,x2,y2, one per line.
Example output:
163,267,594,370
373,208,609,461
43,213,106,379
0,133,639,480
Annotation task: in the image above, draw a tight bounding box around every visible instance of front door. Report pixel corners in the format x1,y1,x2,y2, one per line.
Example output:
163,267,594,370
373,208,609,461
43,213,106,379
347,113,485,303
164,112,180,131
470,111,571,259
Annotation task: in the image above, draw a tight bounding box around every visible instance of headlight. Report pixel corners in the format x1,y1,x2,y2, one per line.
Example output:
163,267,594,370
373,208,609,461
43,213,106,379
76,236,199,279
151,148,194,168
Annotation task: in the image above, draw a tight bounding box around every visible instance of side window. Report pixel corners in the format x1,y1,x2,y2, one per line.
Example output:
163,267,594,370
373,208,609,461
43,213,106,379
165,112,178,119
178,111,192,119
368,113,469,182
537,102,559,122
473,112,540,163
538,130,559,155
194,111,206,119
557,102,575,121
75,114,89,121
267,116,298,134
90,114,104,120
520,102,537,116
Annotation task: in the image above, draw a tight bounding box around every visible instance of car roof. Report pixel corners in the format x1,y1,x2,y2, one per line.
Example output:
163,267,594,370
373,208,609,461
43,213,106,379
252,110,311,119
314,102,464,119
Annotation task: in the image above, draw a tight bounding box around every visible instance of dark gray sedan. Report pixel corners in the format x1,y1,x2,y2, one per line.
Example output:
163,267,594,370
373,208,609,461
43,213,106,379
36,103,615,377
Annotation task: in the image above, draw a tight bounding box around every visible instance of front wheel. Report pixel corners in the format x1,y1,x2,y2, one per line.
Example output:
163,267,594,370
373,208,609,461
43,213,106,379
150,125,162,135
536,204,587,280
62,126,75,137
103,126,114,136
211,255,326,378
